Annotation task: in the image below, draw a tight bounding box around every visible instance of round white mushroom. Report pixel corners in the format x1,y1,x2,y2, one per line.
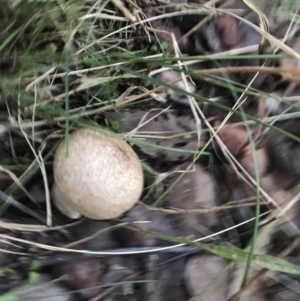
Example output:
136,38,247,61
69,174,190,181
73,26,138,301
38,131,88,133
52,128,144,220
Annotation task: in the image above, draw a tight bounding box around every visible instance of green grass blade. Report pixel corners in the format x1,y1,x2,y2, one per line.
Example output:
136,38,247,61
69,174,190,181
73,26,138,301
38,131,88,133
0,27,22,53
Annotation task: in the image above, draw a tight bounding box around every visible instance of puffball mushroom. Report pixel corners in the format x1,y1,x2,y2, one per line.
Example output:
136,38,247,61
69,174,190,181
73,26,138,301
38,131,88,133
52,128,144,220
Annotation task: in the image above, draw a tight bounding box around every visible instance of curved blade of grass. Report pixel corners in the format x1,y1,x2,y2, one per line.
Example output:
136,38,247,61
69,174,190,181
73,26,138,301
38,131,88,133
0,27,22,53
129,226,300,275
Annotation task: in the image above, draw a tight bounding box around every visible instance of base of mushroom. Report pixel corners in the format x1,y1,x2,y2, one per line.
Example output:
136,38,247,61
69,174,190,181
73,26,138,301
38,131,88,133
51,183,82,219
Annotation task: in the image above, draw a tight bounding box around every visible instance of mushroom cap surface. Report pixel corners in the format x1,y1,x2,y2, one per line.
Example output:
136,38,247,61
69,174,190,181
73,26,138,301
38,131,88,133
53,128,144,220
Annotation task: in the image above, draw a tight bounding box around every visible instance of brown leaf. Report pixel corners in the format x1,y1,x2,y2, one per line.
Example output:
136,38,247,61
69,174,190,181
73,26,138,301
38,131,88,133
184,255,229,300
68,220,118,251
167,162,217,238
51,258,103,298
118,205,177,247
216,127,249,158
280,41,300,83
105,110,201,161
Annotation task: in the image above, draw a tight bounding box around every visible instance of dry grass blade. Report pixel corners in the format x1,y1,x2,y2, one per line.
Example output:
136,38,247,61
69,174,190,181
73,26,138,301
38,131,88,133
216,7,300,59
110,0,136,22
241,0,270,52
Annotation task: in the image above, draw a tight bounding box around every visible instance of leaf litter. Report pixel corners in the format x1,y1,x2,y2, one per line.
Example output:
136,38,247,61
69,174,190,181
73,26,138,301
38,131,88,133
1,0,300,300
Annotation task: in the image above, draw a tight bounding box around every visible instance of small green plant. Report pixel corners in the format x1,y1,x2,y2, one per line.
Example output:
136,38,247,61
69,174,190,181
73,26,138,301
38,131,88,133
28,260,41,283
